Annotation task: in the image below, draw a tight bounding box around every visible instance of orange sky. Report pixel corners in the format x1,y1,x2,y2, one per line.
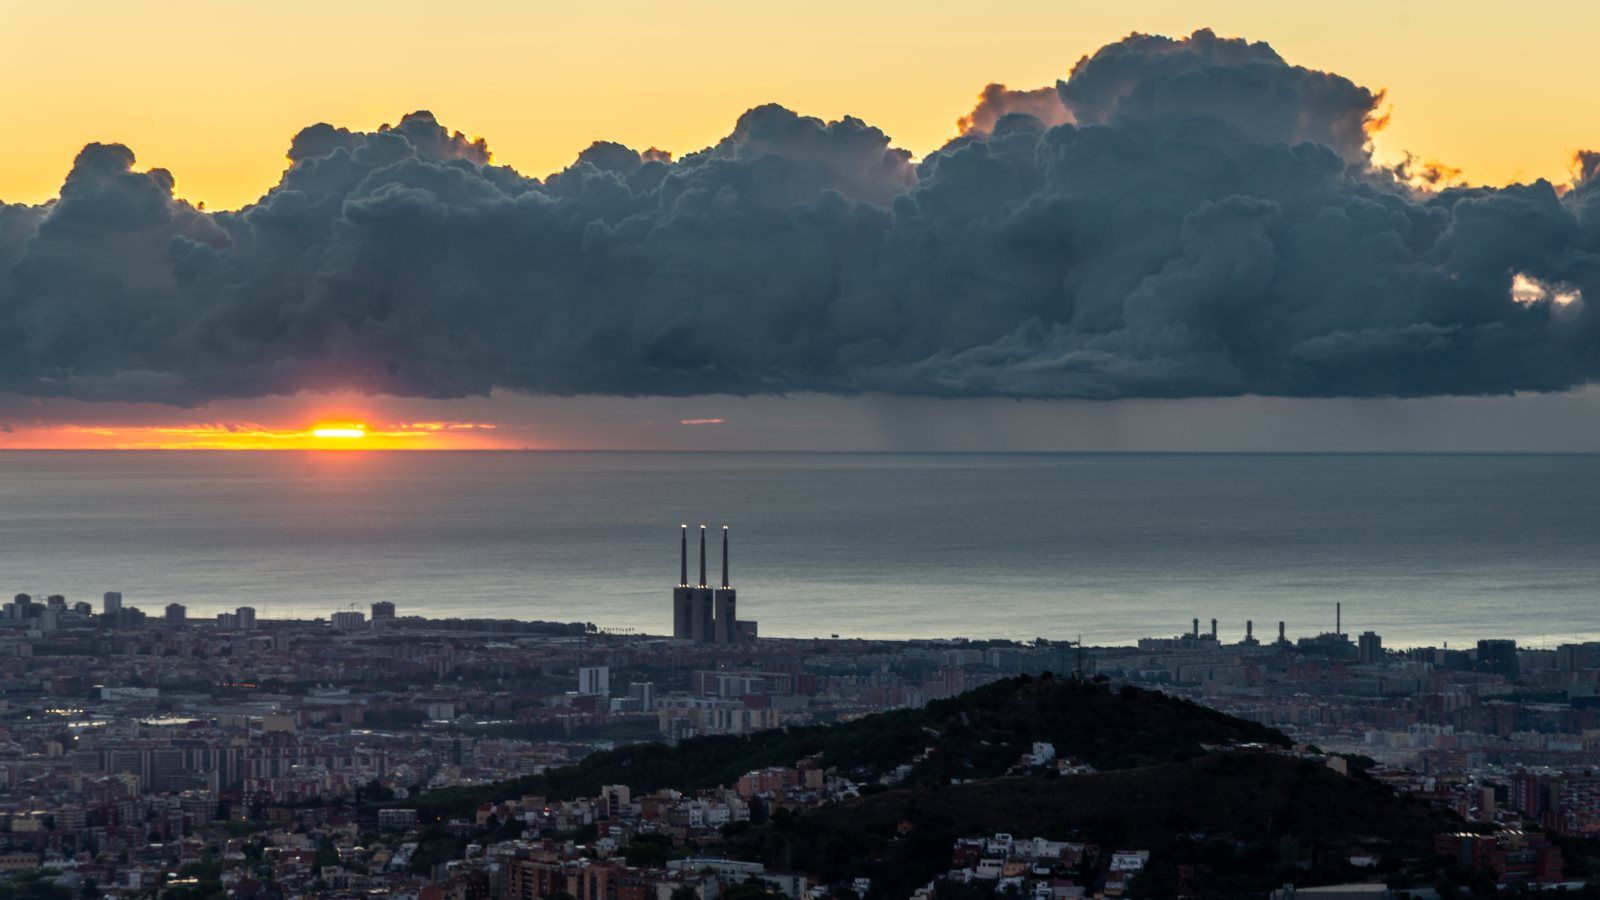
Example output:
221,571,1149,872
0,392,522,449
2,0,1597,211
0,419,511,451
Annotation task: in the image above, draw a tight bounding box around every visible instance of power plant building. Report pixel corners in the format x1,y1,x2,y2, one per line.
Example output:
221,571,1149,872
671,524,756,644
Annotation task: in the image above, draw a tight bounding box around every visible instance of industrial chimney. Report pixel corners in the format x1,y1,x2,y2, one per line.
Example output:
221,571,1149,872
714,525,738,644
672,526,694,640
698,525,707,588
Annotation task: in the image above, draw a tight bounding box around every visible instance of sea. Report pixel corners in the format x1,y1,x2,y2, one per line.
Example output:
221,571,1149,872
0,451,1595,649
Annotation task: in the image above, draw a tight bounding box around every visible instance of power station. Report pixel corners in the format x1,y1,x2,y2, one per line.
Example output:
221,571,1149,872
672,524,756,643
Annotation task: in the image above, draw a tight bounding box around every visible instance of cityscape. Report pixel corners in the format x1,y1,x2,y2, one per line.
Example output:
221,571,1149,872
0,524,1591,897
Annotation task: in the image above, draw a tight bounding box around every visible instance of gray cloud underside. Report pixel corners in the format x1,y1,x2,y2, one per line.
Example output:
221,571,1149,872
2,28,1598,405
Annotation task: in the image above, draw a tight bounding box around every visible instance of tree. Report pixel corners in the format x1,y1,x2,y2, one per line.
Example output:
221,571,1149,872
721,880,780,900
313,837,338,874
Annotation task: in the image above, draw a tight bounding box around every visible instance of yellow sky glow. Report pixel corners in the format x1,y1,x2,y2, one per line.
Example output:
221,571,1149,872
0,421,509,451
2,1,1597,210
310,425,368,440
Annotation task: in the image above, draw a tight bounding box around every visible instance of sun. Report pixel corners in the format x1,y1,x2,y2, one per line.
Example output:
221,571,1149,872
311,424,367,440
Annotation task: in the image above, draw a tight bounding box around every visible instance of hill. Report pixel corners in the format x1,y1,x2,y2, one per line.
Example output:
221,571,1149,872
733,752,1460,898
405,674,1287,820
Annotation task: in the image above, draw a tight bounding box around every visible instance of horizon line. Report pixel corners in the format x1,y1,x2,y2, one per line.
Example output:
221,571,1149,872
1,447,1598,456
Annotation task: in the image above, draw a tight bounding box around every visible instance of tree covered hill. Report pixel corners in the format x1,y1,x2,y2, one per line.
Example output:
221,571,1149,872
734,752,1460,898
406,674,1288,820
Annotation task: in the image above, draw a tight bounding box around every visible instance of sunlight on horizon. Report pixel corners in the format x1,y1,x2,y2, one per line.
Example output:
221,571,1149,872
0,421,509,451
311,425,368,440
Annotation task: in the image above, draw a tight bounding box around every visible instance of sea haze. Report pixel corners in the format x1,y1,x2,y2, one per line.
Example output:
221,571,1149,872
0,451,1593,648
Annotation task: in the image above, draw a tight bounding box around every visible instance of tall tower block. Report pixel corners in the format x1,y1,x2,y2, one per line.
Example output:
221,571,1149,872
714,525,738,644
672,525,694,639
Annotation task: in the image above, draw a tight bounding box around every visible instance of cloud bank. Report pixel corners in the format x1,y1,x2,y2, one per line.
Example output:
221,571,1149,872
2,29,1597,405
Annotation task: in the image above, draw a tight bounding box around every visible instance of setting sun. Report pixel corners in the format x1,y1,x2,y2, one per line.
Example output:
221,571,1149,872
312,425,368,440
0,404,510,450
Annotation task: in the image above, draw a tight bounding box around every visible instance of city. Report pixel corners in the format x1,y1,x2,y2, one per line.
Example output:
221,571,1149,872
0,528,1593,898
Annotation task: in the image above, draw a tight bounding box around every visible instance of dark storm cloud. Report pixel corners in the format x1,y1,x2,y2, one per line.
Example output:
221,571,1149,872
2,29,1598,404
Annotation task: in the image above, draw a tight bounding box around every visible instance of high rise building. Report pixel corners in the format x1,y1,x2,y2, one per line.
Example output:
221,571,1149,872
1478,639,1520,679
235,607,256,631
371,601,396,620
578,666,610,697
331,610,366,631
627,681,656,711
1557,643,1600,672
103,591,122,616
165,603,187,625
1358,630,1383,664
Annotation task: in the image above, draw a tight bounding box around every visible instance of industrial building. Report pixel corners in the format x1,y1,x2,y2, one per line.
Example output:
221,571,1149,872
671,524,757,644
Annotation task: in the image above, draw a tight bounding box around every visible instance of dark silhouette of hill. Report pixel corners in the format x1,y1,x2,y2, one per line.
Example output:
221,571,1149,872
734,752,1460,898
407,675,1287,819
400,675,1459,896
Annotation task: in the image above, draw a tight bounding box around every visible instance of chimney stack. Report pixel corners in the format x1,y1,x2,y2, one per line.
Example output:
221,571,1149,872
1247,620,1254,641
679,525,688,587
721,525,730,589
1336,602,1342,637
698,525,707,588
1192,618,1200,638
1210,618,1217,639
1279,620,1286,643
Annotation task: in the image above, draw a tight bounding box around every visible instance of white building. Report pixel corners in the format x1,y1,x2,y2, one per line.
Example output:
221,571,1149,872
578,666,610,697
331,611,366,631
100,686,159,701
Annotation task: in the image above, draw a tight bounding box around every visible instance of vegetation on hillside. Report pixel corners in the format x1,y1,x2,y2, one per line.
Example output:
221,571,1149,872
389,674,1474,898
402,675,1285,821
736,753,1461,898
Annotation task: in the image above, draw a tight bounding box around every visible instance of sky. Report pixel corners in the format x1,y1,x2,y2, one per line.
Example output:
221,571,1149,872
4,0,1597,209
2,0,1599,450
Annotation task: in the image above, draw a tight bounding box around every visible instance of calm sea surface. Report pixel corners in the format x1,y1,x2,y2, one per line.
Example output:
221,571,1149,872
0,451,1594,648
